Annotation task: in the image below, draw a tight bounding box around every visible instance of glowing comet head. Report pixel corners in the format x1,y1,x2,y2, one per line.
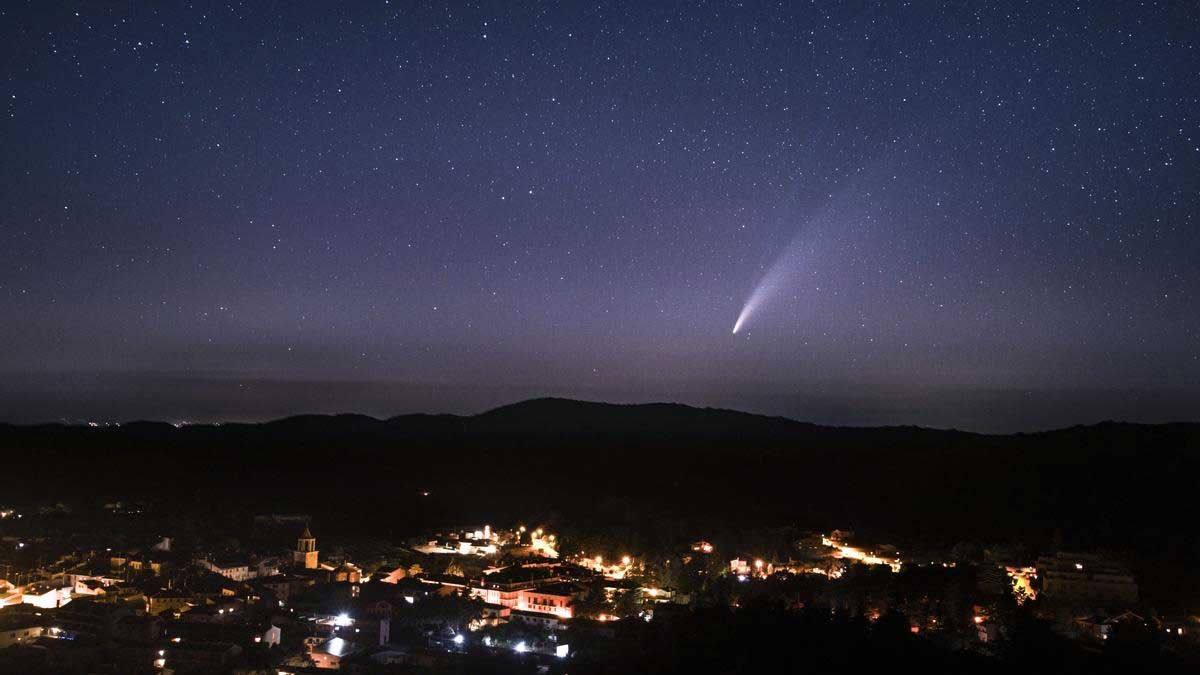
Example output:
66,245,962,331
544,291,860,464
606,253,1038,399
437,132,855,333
732,279,773,334
732,296,757,334
732,310,748,334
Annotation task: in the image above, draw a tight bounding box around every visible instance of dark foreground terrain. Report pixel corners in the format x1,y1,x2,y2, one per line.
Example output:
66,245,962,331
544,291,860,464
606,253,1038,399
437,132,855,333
3,398,1196,553
1,399,1199,673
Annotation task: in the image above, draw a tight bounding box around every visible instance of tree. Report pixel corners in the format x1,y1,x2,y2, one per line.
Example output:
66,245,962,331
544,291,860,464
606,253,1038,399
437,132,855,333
615,588,641,619
573,586,608,619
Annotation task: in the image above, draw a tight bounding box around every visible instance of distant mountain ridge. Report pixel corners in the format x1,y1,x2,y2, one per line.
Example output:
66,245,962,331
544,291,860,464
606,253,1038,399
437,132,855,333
5,396,1194,442
1,397,1196,559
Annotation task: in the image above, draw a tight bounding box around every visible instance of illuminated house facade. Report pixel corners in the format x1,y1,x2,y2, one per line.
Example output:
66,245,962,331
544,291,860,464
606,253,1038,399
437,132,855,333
464,584,575,618
21,584,72,609
0,622,46,648
423,569,578,620
197,556,254,582
516,583,576,618
148,588,193,615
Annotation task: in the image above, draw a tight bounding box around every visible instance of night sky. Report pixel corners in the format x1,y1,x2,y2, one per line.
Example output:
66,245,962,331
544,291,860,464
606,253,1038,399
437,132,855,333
2,2,1197,431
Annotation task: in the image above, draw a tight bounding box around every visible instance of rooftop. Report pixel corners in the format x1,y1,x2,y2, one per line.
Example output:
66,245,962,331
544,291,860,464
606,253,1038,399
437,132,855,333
317,636,361,658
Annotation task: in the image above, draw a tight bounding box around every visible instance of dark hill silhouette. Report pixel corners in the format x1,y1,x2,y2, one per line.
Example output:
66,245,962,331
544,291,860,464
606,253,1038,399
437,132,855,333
0,398,1197,558
459,397,828,442
7,397,1191,449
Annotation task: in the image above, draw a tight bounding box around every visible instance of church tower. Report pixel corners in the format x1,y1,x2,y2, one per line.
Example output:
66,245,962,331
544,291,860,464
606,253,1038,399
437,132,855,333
293,525,319,569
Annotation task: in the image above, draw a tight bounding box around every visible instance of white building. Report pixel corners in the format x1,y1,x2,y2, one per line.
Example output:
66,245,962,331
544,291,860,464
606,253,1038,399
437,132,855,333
21,584,72,609
197,556,255,582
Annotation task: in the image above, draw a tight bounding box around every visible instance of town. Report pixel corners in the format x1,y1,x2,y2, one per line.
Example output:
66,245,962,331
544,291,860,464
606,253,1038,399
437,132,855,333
5,0,1199,670
0,500,1195,673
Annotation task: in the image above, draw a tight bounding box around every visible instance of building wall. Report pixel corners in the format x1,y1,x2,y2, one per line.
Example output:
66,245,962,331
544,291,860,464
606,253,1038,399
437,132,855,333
0,625,44,648
1037,552,1138,606
294,550,319,569
148,596,191,615
197,559,254,581
22,587,71,609
1042,572,1138,605
517,590,573,618
471,587,521,608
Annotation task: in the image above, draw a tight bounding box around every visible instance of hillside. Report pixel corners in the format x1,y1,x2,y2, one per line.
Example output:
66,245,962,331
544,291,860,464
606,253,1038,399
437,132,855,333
1,398,1197,554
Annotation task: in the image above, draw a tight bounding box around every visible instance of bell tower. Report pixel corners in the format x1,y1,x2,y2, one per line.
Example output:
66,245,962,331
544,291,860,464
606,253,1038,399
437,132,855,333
293,525,319,569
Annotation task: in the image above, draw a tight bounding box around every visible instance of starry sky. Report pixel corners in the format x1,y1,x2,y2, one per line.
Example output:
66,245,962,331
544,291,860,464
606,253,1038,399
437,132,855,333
1,2,1197,431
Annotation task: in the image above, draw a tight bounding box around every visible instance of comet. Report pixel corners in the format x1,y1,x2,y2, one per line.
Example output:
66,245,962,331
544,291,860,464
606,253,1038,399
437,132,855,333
732,223,816,334
731,285,766,334
731,157,888,334
724,151,897,333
